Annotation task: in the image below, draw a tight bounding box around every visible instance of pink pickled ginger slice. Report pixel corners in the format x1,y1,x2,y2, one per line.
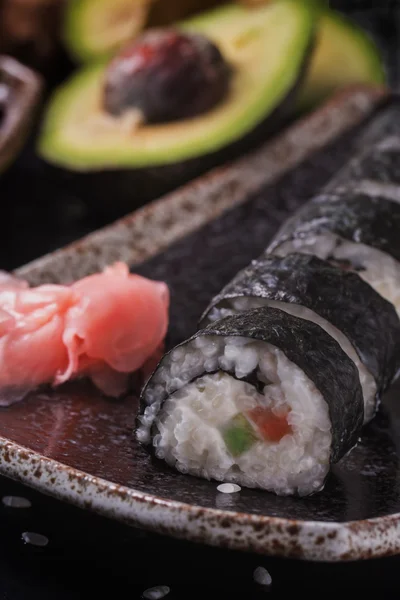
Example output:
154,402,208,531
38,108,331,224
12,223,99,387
0,263,169,402
58,263,169,384
0,285,76,390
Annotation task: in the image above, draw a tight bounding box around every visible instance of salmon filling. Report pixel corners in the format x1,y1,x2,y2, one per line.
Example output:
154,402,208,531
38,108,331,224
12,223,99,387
247,406,292,442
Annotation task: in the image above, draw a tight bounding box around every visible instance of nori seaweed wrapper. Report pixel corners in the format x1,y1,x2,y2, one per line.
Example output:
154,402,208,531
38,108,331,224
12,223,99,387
139,307,364,464
200,253,400,400
268,192,400,263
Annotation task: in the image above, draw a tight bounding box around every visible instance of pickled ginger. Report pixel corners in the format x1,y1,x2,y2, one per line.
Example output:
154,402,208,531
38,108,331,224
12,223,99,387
0,262,169,405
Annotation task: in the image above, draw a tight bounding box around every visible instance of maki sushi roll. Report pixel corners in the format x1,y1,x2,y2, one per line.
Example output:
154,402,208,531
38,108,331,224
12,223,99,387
269,192,400,318
321,105,400,199
340,136,400,190
327,131,400,196
137,307,364,496
136,114,400,497
200,253,400,422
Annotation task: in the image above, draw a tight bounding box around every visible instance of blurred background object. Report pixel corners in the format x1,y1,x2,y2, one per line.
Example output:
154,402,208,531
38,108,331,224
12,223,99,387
0,54,42,172
0,0,65,73
0,0,398,266
30,0,390,220
330,0,400,87
38,1,318,218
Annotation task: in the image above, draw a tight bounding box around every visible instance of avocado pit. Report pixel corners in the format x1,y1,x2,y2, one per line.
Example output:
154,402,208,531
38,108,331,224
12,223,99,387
103,28,232,123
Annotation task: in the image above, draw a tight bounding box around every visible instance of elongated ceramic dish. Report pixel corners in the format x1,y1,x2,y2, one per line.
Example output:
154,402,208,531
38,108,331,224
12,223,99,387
3,85,399,563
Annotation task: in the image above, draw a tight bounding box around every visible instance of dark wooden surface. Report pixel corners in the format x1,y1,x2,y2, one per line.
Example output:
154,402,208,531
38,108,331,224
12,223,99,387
0,5,399,599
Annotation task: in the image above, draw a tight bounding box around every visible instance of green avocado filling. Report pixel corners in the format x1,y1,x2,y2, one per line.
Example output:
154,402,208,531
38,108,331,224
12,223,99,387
221,413,257,457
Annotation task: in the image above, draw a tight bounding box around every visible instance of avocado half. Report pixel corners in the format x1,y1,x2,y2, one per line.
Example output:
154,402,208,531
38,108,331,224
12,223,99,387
39,0,315,216
296,9,386,113
63,0,222,63
63,0,153,63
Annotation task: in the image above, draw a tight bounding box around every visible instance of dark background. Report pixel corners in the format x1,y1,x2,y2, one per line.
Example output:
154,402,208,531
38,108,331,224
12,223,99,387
0,3,399,599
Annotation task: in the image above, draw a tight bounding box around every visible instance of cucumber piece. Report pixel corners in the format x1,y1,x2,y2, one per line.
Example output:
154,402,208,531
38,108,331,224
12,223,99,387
221,414,257,457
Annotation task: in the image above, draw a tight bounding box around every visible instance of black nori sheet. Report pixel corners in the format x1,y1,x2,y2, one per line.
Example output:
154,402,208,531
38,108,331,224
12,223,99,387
200,253,400,401
268,192,400,263
140,307,364,465
191,368,268,394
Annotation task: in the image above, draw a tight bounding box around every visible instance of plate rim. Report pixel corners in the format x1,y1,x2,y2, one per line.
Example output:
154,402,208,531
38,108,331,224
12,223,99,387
5,84,397,562
1,434,399,562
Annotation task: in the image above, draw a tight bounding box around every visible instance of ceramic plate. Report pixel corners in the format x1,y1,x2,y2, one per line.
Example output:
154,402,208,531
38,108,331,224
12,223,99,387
2,86,398,563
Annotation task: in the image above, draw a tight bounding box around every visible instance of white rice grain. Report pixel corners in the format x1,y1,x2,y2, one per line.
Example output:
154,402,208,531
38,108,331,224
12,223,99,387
253,566,272,587
217,483,241,494
142,586,170,600
21,532,49,547
2,496,31,509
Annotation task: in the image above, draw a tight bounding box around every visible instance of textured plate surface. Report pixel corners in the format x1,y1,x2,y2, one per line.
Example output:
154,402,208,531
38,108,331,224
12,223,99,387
2,86,399,563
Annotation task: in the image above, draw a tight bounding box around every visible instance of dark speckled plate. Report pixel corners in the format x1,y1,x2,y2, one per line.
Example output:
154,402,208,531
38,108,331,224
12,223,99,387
3,86,399,563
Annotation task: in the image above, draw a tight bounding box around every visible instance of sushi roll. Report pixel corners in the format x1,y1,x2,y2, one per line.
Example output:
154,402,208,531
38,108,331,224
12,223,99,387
321,103,400,198
321,134,400,204
137,307,364,496
269,192,400,319
200,253,400,423
342,136,400,189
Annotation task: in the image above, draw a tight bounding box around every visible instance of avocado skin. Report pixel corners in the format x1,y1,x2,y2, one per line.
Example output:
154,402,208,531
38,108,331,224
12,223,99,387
147,0,221,28
43,39,314,220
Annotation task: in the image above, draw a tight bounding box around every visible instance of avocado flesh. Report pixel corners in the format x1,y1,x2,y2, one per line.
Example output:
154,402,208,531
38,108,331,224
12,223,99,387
296,10,386,113
63,0,151,63
39,0,315,170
